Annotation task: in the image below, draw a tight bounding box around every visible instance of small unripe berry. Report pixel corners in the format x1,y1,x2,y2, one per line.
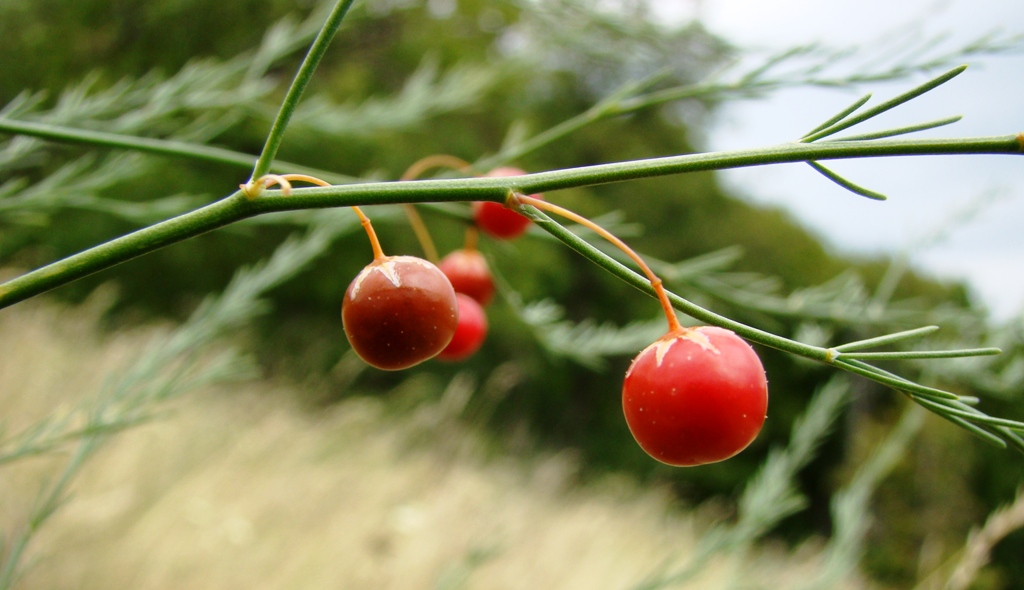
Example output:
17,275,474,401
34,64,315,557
622,326,768,466
342,255,459,371
437,294,488,361
473,167,543,239
438,249,495,306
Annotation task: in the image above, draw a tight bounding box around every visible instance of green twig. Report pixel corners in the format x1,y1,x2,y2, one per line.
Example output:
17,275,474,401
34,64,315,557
839,348,1001,360
833,358,960,401
802,65,967,142
807,161,888,200
912,397,1024,431
0,118,359,184
248,0,356,183
1,134,1021,309
834,326,940,351
828,115,963,141
801,93,872,138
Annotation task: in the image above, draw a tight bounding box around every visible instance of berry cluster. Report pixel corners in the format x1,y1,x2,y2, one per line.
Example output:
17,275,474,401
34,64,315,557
344,166,537,368
264,163,768,468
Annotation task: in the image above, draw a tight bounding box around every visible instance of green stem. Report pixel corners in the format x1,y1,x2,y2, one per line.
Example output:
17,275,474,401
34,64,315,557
0,118,359,184
833,326,939,351
839,348,1001,360
248,0,356,182
833,358,960,401
0,194,258,308
248,135,1023,211
526,208,828,360
1,134,1020,309
827,115,963,142
912,397,1024,430
0,118,257,168
475,70,667,170
475,103,608,171
801,93,872,138
802,65,967,142
807,161,888,200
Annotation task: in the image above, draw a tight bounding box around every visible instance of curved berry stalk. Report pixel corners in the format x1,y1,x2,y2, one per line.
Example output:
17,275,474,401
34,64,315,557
473,167,544,239
253,174,459,371
399,154,477,263
516,194,768,466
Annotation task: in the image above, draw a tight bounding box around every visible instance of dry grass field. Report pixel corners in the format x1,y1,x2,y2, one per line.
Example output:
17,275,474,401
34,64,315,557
0,298,867,590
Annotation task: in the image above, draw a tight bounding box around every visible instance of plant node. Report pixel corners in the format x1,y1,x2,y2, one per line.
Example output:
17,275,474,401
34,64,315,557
241,174,294,199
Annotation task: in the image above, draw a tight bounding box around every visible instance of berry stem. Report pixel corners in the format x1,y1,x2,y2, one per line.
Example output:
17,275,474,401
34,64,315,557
352,206,386,261
397,155,475,263
276,174,386,261
399,154,475,181
516,194,682,333
463,226,479,252
400,205,439,263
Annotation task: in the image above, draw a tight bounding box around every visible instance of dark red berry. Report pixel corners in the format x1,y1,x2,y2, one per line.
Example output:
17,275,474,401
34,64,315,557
622,326,768,466
438,249,495,306
437,294,488,361
342,255,459,371
473,167,543,239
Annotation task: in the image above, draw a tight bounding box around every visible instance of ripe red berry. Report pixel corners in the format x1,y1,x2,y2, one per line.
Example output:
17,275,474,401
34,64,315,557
438,249,495,306
473,167,543,239
622,326,768,467
342,255,459,371
437,294,488,361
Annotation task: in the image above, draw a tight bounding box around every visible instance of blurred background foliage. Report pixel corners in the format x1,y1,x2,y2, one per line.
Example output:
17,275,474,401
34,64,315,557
2,0,1023,587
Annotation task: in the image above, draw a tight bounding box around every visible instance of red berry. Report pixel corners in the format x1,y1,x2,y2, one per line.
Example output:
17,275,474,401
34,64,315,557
342,255,459,371
438,249,495,306
437,294,488,361
473,167,543,239
622,326,768,467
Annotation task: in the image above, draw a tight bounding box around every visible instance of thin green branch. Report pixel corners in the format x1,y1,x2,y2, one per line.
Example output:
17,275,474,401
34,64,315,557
474,75,641,171
0,118,255,167
912,397,1024,431
942,414,1009,448
996,428,1024,453
802,65,967,142
249,0,356,182
828,115,963,142
833,358,960,401
247,135,1021,209
525,207,829,360
0,117,359,184
839,348,1001,360
0,195,255,307
801,93,872,138
1,134,1021,309
834,326,940,351
807,161,888,200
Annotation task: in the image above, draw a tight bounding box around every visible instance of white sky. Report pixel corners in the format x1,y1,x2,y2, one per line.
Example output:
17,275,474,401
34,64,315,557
652,0,1024,321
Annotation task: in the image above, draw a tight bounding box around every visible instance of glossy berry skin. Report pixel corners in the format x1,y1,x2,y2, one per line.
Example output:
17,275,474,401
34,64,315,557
438,249,495,306
437,294,488,361
622,326,768,467
473,167,543,239
342,255,459,371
